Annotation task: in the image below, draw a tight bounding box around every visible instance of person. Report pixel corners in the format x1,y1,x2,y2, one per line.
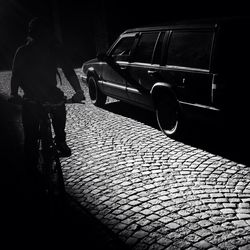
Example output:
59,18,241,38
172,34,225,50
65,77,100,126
10,17,85,173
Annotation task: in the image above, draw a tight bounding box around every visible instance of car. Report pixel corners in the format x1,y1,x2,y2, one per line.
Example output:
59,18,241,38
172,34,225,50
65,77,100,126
81,17,250,137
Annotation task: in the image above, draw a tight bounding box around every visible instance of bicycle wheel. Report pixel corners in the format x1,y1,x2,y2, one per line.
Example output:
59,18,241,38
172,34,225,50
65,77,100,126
43,148,66,217
44,148,65,198
50,152,65,197
36,143,49,192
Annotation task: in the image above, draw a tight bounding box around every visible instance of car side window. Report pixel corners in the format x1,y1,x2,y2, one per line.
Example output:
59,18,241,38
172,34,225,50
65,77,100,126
110,36,135,61
132,32,160,63
152,32,165,64
167,31,213,70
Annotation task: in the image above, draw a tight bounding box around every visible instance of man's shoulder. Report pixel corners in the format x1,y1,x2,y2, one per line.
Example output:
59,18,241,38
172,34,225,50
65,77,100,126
15,43,30,55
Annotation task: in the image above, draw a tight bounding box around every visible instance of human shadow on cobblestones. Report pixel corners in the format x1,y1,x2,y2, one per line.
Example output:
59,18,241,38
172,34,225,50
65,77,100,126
103,101,250,165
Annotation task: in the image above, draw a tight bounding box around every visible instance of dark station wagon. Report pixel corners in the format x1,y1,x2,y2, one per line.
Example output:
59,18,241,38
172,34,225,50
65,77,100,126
81,17,250,137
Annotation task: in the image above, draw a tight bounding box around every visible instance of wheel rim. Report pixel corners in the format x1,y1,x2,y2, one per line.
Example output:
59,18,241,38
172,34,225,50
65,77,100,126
88,78,97,102
156,99,179,136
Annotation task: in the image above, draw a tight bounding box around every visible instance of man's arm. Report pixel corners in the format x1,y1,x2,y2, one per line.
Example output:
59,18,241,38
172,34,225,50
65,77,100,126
10,49,21,96
55,45,85,102
11,74,20,97
56,45,83,91
68,73,85,102
67,72,83,93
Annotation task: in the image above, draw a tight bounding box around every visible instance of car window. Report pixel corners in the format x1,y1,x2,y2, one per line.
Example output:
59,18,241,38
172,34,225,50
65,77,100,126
152,32,165,64
110,36,135,61
132,32,160,63
167,31,213,70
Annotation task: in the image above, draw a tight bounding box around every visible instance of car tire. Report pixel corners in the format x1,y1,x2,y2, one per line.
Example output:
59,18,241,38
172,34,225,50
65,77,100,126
88,75,107,107
155,94,182,137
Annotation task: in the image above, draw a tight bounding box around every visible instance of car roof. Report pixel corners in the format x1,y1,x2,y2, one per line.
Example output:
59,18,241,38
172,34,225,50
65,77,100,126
122,16,250,34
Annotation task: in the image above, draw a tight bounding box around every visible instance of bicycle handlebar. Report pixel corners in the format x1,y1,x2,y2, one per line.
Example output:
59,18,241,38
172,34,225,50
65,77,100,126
8,95,85,107
65,97,85,105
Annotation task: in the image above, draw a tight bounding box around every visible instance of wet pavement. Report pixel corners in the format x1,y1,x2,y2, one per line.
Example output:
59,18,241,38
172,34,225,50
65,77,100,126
1,70,250,249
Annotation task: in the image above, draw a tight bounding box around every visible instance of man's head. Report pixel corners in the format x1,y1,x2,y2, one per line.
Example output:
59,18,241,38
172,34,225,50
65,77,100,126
28,17,54,42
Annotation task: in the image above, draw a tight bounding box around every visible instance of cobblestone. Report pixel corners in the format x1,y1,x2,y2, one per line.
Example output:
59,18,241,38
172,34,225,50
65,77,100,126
3,71,250,249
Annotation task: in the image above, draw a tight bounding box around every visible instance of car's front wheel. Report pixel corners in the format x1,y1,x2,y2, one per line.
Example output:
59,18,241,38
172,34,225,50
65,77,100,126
155,95,182,137
88,76,107,107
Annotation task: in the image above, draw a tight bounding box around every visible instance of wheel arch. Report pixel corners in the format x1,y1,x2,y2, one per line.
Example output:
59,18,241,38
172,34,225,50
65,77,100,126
150,82,179,109
87,69,107,107
151,82,185,137
86,69,99,84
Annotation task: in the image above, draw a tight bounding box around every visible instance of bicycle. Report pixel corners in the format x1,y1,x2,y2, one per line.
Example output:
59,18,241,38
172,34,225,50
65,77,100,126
37,98,84,197
37,101,66,199
9,96,83,209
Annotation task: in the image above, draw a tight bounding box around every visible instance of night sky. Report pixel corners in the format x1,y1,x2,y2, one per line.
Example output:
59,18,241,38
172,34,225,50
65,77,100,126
1,0,249,69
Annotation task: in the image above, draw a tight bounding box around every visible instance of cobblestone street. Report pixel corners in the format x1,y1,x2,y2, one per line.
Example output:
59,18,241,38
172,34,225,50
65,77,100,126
1,70,250,249
64,71,250,250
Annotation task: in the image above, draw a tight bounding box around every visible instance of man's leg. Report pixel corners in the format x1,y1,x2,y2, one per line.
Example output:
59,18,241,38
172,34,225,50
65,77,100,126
22,103,40,177
51,104,71,157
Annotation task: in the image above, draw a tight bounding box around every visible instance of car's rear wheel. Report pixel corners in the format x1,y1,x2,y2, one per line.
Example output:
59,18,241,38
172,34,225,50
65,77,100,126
88,76,107,107
155,95,182,137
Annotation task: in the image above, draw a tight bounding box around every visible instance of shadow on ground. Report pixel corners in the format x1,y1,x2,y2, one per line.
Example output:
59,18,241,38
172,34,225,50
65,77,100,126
103,101,250,165
0,94,128,249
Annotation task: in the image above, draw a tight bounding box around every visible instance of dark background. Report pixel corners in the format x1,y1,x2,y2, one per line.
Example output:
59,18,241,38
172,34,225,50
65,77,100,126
1,0,249,70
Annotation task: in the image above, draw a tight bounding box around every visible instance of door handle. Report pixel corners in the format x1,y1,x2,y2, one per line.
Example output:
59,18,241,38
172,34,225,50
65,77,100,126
147,70,158,76
177,78,186,88
120,66,127,70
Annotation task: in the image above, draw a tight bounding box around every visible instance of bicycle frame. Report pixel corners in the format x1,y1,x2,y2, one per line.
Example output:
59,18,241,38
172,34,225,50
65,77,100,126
21,97,83,195
39,109,58,162
37,103,65,196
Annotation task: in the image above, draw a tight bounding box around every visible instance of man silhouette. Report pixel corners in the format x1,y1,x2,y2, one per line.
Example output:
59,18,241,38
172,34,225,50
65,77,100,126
10,17,85,168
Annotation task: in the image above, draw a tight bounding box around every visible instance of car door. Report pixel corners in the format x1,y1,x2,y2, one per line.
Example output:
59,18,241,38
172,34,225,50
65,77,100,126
101,33,137,100
161,29,215,107
126,31,165,109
